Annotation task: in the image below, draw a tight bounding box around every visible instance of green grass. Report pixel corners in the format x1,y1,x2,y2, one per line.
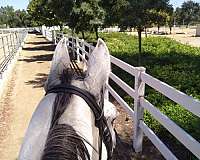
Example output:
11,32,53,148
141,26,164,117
99,32,200,159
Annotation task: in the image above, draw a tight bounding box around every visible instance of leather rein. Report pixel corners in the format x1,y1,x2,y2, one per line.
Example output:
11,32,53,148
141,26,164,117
46,84,113,160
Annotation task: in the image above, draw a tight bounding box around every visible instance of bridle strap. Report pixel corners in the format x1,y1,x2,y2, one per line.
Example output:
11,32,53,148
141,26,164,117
46,85,102,121
46,84,113,160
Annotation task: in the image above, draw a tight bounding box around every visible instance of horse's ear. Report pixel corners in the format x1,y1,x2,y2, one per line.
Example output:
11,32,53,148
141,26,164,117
84,38,111,96
50,37,70,73
45,38,70,90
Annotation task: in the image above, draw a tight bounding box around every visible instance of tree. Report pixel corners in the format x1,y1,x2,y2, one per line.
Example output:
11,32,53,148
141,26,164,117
15,9,32,27
27,0,60,27
175,1,200,26
166,11,174,34
101,0,128,27
0,6,15,27
0,6,31,28
69,0,105,39
109,0,172,65
148,8,173,33
47,0,74,29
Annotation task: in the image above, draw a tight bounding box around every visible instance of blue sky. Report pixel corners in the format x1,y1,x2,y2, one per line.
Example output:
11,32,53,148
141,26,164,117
0,0,29,10
0,0,200,10
170,0,200,8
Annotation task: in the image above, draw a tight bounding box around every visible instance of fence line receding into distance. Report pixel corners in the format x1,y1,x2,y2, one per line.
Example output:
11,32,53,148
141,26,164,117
0,29,28,74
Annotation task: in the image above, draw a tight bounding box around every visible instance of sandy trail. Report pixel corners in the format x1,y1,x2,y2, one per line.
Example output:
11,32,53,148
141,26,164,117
0,33,54,160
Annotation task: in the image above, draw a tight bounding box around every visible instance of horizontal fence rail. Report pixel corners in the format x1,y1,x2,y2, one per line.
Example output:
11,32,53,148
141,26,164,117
140,98,200,158
107,84,135,117
139,121,178,160
41,26,200,160
109,72,136,99
141,72,200,117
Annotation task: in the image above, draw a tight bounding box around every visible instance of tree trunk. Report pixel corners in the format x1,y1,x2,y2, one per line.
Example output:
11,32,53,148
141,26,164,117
144,26,147,38
60,25,63,31
169,27,172,34
81,31,85,39
137,28,142,66
95,26,99,40
157,25,160,33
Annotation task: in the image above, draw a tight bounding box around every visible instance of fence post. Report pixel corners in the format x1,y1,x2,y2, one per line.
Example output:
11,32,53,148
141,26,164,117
52,30,56,44
6,36,10,56
1,37,6,58
44,29,46,38
133,67,146,152
81,39,86,59
17,31,21,45
11,33,15,50
76,38,80,63
13,33,15,49
15,32,19,47
10,34,13,54
81,40,88,72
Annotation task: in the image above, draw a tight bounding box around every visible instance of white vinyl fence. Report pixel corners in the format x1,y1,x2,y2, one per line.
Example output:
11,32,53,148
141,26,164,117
0,29,28,74
42,27,200,160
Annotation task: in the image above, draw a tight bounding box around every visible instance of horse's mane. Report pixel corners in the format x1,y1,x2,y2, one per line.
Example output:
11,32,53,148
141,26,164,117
41,68,90,160
41,124,90,160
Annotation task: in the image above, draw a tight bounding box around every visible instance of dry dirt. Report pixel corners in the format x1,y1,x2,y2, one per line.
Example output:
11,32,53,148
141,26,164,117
112,101,164,160
0,33,54,160
0,33,163,160
128,27,200,47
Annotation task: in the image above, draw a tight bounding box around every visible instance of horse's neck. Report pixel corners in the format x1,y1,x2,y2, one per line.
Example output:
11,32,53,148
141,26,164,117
19,94,56,160
49,80,107,159
57,79,108,160
58,94,99,159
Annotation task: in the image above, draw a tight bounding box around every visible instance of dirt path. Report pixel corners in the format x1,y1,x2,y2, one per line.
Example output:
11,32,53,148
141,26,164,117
0,33,55,160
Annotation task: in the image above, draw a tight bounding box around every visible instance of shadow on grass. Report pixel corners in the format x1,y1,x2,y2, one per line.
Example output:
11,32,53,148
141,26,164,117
25,73,48,88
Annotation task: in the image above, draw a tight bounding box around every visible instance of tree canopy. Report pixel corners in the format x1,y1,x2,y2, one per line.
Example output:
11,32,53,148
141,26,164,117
69,0,105,39
27,0,60,27
175,1,200,26
0,6,31,28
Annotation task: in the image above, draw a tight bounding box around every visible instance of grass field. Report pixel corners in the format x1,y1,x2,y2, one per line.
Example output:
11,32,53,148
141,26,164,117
99,32,200,159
